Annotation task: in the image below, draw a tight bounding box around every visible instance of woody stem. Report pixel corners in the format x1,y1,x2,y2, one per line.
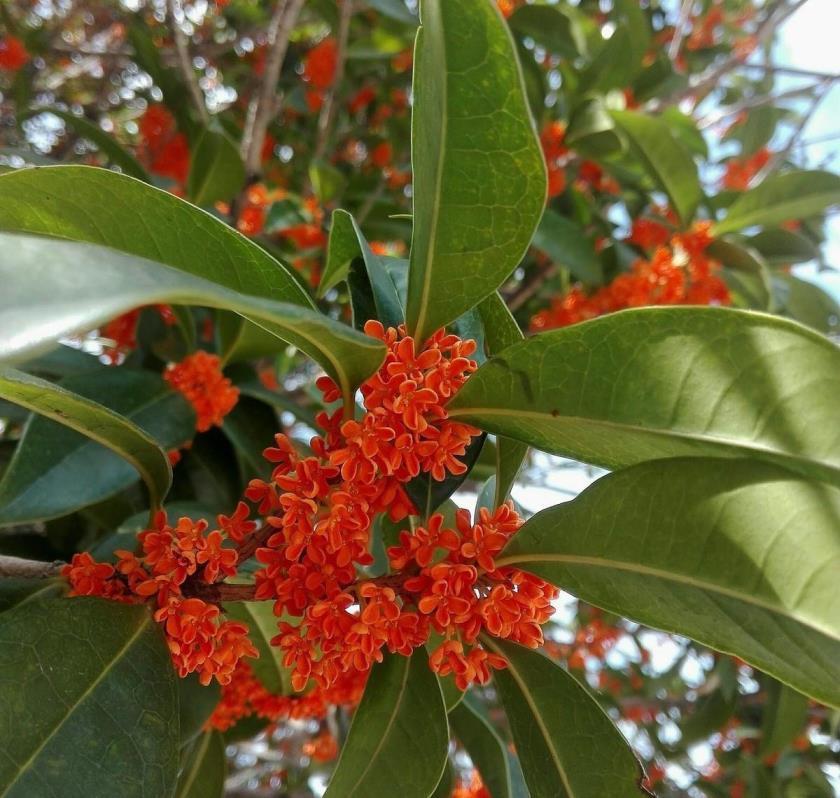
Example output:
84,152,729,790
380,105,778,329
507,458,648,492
0,555,65,580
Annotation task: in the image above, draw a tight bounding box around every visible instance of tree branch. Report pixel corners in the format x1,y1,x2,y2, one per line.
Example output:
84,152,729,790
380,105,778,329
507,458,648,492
0,555,64,580
697,82,829,130
241,0,306,178
169,0,209,124
668,0,694,63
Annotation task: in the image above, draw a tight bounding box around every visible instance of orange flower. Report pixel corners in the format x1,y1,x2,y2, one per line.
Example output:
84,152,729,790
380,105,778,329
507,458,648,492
138,105,190,184
0,36,29,71
722,148,771,191
303,37,337,90
164,351,239,432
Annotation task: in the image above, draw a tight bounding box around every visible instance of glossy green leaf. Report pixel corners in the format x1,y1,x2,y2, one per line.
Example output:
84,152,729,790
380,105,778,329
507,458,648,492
578,27,641,95
406,0,546,341
747,229,818,266
188,127,245,207
0,233,385,407
713,171,840,236
508,4,585,59
324,649,448,798
496,458,840,707
0,597,178,798
0,369,193,525
772,274,840,336
178,674,221,748
566,97,624,158
224,600,292,695
0,367,172,517
19,109,149,181
448,307,840,484
486,638,648,797
612,110,701,225
175,732,226,798
451,698,512,798
477,293,528,505
531,209,601,284
760,680,809,756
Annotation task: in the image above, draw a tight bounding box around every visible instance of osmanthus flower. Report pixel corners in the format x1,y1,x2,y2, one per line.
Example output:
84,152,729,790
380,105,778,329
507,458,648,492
164,350,240,432
452,770,492,798
99,304,176,364
530,222,730,331
722,148,771,191
0,36,29,71
137,104,190,184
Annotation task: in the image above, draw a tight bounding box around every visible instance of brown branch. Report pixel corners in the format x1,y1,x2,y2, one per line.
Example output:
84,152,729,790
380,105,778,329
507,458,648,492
183,581,258,603
242,0,306,178
311,0,354,168
668,0,694,63
0,555,64,580
697,82,830,130
505,260,557,312
169,0,209,124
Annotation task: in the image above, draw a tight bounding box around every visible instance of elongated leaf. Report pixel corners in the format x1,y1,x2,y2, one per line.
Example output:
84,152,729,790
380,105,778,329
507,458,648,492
406,0,546,341
578,28,640,95
496,458,840,707
451,699,512,798
19,109,149,181
448,307,840,485
477,293,527,505
0,369,193,525
224,601,292,695
713,171,840,236
772,274,840,336
0,367,172,517
531,210,601,284
324,649,448,798
612,110,701,225
760,680,809,756
0,597,178,798
747,228,818,266
175,732,226,798
0,233,385,406
188,127,245,207
508,4,585,59
486,638,648,797
319,210,405,327
179,674,221,748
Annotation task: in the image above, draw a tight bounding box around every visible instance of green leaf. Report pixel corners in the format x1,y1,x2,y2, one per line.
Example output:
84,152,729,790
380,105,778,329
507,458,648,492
451,699,512,798
578,27,641,95
611,110,702,225
222,397,277,480
0,597,178,798
175,732,226,798
508,4,585,59
0,233,385,407
448,307,840,485
706,238,772,311
430,760,455,798
0,367,172,517
319,210,405,328
178,674,221,748
760,680,809,756
324,649,448,798
772,274,840,336
223,601,292,695
486,638,648,797
713,171,840,236
496,458,840,708
747,229,818,266
19,109,150,181
0,369,193,525
566,97,624,159
309,159,348,204
187,127,245,207
477,293,528,505
531,209,601,284
406,0,546,341
674,688,737,749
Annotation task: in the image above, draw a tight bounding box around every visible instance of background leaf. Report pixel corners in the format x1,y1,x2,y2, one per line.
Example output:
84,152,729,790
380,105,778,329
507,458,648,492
496,458,840,708
531,209,601,285
0,597,178,798
448,307,840,485
450,698,512,798
406,0,546,341
187,127,246,207
324,649,448,798
175,731,226,798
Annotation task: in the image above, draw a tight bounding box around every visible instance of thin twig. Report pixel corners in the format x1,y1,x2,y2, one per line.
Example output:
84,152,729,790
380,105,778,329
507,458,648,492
697,82,829,130
738,62,840,81
668,0,694,63
0,555,64,580
311,0,354,167
242,0,306,178
506,260,557,313
169,0,208,123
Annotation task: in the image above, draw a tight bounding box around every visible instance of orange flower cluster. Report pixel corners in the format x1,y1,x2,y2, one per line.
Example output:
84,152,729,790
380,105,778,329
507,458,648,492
303,37,337,111
164,350,240,432
451,770,491,798
63,508,258,685
138,104,190,183
0,36,29,71
541,121,570,198
530,223,730,331
206,659,367,731
100,304,176,364
722,148,771,191
565,615,623,669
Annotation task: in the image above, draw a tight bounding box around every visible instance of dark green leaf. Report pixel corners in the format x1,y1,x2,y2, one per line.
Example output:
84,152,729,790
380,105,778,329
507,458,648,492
496,458,840,708
487,638,648,797
187,127,245,207
578,28,641,95
451,699,512,798
0,366,172,518
508,4,585,59
748,229,818,266
324,649,448,798
760,680,809,755
448,307,840,484
0,233,385,407
179,674,221,748
407,0,546,341
0,597,178,798
713,171,840,236
566,97,624,158
175,731,226,798
772,274,840,336
221,397,277,480
612,110,702,224
531,210,601,284
0,369,193,525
